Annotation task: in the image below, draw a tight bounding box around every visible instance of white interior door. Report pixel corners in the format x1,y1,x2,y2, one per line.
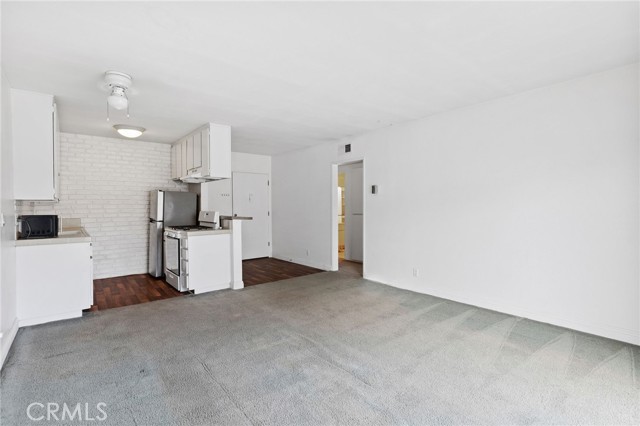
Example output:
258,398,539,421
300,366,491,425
233,172,270,259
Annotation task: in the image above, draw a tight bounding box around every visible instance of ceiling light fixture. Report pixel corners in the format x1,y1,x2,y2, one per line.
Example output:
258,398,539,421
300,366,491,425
113,125,145,139
103,71,133,121
108,86,128,110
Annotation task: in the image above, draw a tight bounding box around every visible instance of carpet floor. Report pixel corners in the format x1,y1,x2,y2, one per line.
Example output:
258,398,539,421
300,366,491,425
1,270,639,425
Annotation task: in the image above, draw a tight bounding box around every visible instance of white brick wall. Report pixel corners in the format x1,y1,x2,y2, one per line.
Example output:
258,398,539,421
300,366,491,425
16,133,186,279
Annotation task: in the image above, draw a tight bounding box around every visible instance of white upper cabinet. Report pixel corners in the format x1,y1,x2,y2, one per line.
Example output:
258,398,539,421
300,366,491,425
11,89,59,200
171,123,231,182
207,123,231,179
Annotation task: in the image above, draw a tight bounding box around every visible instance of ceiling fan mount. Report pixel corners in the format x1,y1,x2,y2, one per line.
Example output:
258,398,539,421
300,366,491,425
103,70,132,91
102,70,133,117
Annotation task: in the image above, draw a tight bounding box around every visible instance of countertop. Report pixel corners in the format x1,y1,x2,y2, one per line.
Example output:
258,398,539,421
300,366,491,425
16,226,92,247
220,216,253,220
183,229,232,237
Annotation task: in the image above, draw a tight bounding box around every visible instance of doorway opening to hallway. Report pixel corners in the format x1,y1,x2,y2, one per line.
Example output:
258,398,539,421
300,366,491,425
333,161,364,276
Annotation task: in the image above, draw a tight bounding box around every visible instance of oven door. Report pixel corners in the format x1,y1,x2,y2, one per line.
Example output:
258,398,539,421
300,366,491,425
164,233,185,291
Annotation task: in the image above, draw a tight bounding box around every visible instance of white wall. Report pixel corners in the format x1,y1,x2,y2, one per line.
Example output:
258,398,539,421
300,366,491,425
0,69,18,367
16,133,186,279
231,152,271,175
200,152,272,255
272,64,640,344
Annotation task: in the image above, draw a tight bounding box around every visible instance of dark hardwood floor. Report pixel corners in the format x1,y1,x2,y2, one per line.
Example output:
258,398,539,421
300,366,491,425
243,257,324,287
91,258,325,310
92,274,183,311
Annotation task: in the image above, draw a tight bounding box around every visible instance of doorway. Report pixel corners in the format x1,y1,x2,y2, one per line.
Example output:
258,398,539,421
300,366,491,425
333,161,364,276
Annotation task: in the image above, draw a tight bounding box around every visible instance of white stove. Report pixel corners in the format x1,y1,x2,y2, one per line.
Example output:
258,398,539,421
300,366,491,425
163,211,222,292
164,225,213,237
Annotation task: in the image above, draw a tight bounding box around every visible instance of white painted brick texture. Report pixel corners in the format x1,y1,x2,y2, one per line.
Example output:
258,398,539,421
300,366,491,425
16,133,186,279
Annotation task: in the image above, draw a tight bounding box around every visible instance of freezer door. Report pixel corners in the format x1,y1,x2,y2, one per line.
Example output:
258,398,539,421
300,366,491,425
150,190,164,221
164,191,197,226
148,220,164,277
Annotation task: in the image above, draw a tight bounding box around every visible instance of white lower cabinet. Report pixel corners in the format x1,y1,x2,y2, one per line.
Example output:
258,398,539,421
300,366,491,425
187,233,231,294
17,242,93,327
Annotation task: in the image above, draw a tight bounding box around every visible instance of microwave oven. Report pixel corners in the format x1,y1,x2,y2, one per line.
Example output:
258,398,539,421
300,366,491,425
17,215,59,239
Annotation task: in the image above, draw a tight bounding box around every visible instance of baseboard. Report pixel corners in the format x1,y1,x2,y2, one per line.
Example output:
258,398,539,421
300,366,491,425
367,274,640,346
272,254,331,271
1,318,19,369
18,311,82,328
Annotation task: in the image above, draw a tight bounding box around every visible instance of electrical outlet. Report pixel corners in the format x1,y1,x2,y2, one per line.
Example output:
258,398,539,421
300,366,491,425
413,268,419,278
306,249,310,256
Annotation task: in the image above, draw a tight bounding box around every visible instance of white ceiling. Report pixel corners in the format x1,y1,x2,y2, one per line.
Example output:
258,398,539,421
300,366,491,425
2,2,638,155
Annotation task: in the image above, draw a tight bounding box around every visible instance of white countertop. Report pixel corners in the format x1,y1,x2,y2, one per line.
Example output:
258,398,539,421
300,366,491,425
15,226,92,246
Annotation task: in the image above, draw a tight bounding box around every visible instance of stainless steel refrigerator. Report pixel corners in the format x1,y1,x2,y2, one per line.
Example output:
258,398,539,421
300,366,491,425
149,190,198,277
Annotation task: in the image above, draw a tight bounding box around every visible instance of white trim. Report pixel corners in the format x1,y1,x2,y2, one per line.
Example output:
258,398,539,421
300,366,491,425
18,311,82,328
367,275,640,346
0,318,19,369
228,219,244,289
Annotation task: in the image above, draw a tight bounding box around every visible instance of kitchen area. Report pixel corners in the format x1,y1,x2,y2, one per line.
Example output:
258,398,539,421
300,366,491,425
10,88,263,327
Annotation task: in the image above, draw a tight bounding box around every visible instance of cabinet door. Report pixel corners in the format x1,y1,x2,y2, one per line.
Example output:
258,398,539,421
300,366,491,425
180,139,188,177
207,123,231,179
188,234,231,293
175,143,183,178
171,144,178,179
53,103,60,199
17,242,93,326
193,131,203,170
11,90,56,200
200,127,210,176
186,134,194,171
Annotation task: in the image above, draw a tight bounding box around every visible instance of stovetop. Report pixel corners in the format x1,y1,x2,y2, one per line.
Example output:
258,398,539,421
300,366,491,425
166,225,211,231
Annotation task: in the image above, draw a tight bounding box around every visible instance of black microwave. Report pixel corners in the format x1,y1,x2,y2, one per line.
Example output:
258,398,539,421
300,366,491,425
17,215,59,239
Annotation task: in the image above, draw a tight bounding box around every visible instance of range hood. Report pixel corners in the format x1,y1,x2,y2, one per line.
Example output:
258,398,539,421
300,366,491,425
181,173,227,184
181,175,208,184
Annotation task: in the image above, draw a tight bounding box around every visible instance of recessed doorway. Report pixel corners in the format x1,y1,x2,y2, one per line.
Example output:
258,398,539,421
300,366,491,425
332,160,364,276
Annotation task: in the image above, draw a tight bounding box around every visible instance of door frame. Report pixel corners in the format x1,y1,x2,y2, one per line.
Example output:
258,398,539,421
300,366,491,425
330,159,365,273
